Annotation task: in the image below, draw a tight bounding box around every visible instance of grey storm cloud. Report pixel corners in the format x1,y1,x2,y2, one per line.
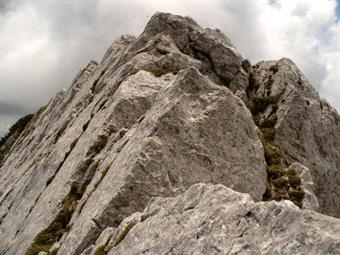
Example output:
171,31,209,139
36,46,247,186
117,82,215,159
0,0,13,12
0,1,150,115
0,0,339,131
0,101,27,115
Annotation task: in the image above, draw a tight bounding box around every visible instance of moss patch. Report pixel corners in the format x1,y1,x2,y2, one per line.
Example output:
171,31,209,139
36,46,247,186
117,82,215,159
262,138,283,166
272,177,289,189
267,165,285,179
288,175,301,187
25,243,50,255
94,245,107,255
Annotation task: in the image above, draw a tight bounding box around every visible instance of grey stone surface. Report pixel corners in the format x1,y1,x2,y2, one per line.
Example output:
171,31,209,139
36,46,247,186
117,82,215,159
139,12,243,85
229,59,252,93
108,183,340,255
105,212,141,252
86,227,116,255
288,162,319,211
81,245,94,255
94,227,116,247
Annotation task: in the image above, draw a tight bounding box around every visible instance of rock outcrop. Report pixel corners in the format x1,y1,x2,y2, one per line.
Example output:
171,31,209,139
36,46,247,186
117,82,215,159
246,58,340,217
0,12,339,255
103,183,340,255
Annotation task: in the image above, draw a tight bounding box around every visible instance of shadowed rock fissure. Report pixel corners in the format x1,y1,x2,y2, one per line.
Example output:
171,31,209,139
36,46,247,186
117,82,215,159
186,37,231,87
91,68,108,94
45,118,92,188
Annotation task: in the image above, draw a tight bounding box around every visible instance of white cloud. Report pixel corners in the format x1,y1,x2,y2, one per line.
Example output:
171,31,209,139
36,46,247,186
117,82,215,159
255,0,339,108
0,0,339,131
318,20,340,108
142,0,340,110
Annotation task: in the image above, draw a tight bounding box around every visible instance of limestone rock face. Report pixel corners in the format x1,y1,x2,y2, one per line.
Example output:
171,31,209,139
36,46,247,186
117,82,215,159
0,12,339,255
107,183,340,255
248,58,340,217
0,12,266,255
56,67,266,255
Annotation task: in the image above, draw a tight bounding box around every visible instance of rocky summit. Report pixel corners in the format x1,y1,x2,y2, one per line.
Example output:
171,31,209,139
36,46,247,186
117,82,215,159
0,12,339,255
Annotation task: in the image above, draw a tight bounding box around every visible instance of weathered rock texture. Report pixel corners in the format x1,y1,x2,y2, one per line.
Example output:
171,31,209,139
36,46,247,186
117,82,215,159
289,162,319,211
0,12,339,255
105,183,340,255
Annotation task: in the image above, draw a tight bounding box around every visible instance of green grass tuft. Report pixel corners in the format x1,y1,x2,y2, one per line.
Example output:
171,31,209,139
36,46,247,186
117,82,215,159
94,245,107,255
262,139,283,165
267,165,285,179
25,243,50,255
288,188,305,200
288,175,301,187
272,177,289,189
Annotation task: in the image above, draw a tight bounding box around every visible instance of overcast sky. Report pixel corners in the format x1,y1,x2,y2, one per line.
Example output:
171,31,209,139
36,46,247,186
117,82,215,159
0,0,339,131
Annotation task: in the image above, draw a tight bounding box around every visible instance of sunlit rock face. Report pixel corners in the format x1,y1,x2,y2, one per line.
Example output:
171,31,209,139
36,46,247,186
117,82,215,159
0,12,339,255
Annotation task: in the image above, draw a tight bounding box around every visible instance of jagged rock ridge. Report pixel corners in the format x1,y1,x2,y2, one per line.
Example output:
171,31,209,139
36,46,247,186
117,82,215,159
0,12,339,255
